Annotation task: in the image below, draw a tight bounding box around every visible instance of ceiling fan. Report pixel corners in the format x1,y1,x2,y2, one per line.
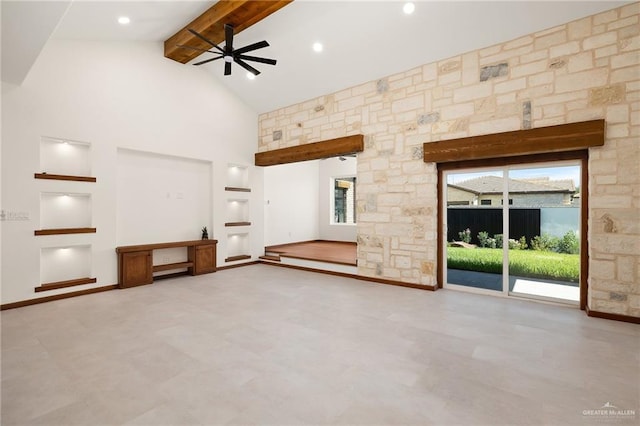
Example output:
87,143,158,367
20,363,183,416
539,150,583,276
178,24,276,76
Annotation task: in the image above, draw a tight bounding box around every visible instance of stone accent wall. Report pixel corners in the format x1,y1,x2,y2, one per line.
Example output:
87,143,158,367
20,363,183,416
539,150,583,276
258,4,640,317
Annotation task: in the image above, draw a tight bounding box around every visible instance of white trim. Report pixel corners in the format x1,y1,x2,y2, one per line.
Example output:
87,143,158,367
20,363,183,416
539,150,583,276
442,161,582,305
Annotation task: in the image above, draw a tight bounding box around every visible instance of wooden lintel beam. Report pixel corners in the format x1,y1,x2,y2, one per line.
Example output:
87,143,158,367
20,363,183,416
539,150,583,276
423,119,605,163
164,0,293,64
255,135,364,166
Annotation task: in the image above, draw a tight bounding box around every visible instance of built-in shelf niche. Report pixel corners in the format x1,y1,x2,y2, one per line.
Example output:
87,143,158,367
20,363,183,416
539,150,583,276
39,245,93,291
225,199,250,226
40,136,92,178
40,192,92,229
227,163,249,189
226,233,250,262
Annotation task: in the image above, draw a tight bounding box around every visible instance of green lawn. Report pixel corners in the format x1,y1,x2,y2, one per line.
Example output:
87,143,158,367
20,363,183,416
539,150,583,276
447,247,579,282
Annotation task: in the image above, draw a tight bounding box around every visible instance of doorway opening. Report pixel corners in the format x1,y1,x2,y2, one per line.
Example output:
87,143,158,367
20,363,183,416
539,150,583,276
442,158,584,305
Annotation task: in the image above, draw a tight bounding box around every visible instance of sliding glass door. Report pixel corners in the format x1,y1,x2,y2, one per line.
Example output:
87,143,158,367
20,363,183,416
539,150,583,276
445,169,504,293
443,161,581,304
506,164,580,302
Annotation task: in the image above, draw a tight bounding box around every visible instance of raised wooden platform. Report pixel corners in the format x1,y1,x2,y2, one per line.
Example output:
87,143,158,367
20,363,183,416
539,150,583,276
263,240,357,267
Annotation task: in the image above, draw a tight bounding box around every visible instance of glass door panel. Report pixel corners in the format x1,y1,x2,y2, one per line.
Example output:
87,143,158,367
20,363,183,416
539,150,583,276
507,164,581,303
445,170,504,292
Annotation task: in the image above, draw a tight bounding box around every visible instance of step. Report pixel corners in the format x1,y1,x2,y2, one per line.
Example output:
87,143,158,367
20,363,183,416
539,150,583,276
259,255,281,262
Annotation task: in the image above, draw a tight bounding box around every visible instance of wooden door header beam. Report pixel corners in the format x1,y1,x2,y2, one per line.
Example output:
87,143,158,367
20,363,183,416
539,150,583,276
423,119,605,163
165,0,293,64
255,134,364,166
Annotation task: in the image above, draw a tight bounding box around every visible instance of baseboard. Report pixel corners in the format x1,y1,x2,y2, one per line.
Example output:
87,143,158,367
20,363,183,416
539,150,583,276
259,260,437,291
217,260,261,271
1,284,117,311
585,305,640,324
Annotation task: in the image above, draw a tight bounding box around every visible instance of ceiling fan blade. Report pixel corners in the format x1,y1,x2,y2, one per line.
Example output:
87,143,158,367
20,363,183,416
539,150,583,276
224,61,232,76
188,29,224,54
225,24,234,50
234,57,261,76
237,54,277,66
177,44,219,54
193,56,223,66
234,40,269,55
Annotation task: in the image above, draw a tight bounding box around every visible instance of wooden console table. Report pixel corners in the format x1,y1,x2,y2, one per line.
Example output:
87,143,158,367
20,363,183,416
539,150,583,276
116,240,217,289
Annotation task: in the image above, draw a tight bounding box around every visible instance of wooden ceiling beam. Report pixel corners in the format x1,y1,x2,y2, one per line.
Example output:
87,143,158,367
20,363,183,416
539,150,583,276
164,0,293,64
255,135,364,167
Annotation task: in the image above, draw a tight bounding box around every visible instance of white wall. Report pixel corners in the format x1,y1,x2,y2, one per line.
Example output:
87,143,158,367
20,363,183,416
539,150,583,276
116,148,211,245
319,156,357,242
264,160,320,245
1,39,262,304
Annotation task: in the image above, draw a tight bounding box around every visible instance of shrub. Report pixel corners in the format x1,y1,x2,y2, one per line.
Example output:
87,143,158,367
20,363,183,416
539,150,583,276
518,236,528,250
486,237,497,249
495,234,503,249
477,231,490,248
531,234,560,252
507,236,528,250
458,228,471,243
558,231,579,254
507,238,521,250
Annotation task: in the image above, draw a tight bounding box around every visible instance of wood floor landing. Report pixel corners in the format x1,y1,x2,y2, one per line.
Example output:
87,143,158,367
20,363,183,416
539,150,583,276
263,240,357,266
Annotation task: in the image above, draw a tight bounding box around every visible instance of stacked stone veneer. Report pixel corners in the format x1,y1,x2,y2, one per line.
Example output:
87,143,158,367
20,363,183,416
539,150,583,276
258,4,640,317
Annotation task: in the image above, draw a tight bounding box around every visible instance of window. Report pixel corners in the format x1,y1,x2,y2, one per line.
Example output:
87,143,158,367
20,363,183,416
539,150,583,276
501,199,514,205
333,176,356,223
480,199,491,205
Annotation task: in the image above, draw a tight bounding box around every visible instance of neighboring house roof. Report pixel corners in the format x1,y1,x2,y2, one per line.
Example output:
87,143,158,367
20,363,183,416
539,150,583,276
449,176,575,194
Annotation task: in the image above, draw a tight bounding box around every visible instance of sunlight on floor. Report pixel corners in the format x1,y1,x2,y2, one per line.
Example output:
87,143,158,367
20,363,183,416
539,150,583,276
512,278,579,301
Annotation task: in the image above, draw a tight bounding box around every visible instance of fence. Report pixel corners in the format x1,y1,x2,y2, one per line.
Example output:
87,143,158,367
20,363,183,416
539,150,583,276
447,207,579,245
447,208,540,245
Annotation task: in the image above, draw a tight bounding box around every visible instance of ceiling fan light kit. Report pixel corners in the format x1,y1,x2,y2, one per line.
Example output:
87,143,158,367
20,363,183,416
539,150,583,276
180,24,276,77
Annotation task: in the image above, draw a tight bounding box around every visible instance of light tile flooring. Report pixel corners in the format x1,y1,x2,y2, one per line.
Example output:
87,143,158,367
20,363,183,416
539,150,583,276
2,264,638,425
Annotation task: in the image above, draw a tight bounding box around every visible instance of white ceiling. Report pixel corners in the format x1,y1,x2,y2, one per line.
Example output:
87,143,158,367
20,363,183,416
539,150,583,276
3,1,628,113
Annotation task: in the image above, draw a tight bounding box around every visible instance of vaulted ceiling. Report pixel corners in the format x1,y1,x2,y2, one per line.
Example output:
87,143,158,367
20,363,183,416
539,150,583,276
2,1,629,113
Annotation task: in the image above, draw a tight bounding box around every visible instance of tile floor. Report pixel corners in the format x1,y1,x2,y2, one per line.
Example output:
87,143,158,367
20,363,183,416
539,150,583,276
2,264,638,425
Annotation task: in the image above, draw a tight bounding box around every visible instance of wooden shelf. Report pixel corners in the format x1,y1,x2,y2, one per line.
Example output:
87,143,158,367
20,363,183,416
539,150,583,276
35,227,96,236
35,277,97,293
225,255,251,262
152,261,194,272
35,173,96,182
225,222,251,227
225,187,251,192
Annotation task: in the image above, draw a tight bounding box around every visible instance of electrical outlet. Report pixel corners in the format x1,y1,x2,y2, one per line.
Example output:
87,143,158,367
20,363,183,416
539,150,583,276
163,257,170,263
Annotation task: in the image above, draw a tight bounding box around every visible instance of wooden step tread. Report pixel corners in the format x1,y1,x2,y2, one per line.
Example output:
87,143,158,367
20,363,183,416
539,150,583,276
259,255,281,262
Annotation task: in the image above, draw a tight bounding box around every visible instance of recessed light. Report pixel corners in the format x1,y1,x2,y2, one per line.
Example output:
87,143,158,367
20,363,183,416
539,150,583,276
313,42,323,53
117,16,131,25
403,2,415,15
246,72,256,80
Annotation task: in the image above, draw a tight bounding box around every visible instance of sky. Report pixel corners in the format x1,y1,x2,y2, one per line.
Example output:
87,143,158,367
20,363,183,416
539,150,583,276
446,165,581,187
